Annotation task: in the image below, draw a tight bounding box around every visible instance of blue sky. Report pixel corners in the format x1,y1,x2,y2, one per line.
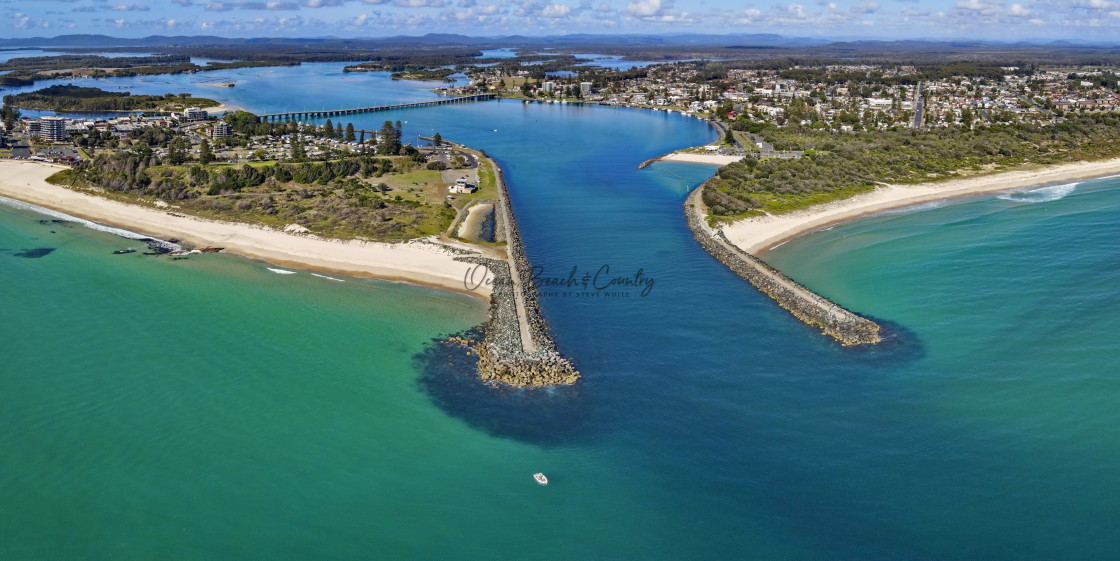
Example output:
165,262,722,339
4,0,1120,41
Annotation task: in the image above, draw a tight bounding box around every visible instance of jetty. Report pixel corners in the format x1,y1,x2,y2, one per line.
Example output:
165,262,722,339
256,94,497,122
685,187,882,346
454,158,579,387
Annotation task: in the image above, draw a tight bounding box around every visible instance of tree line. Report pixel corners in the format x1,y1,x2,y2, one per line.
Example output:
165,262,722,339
7,85,218,112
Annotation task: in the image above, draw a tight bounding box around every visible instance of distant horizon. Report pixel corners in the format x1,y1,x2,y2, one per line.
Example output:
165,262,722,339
6,0,1120,43
3,31,1120,49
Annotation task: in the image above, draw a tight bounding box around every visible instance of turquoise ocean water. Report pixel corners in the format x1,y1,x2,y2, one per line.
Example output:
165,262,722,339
2,63,1120,559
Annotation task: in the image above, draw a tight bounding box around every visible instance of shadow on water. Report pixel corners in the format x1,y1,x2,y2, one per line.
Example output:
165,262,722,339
14,247,55,258
414,326,593,446
838,317,925,366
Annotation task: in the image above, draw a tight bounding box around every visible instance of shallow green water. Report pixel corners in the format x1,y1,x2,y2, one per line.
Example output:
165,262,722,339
4,64,1120,559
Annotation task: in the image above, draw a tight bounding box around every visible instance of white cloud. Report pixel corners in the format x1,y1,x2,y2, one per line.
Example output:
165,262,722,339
625,0,661,17
393,0,445,7
955,0,996,15
645,11,691,22
1007,3,1036,17
851,0,879,14
541,3,570,16
735,7,761,23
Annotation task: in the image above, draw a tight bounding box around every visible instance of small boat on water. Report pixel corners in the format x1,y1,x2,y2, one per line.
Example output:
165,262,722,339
112,248,136,255
533,473,549,486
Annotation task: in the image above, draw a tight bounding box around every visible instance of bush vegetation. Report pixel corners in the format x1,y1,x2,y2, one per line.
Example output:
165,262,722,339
705,113,1120,217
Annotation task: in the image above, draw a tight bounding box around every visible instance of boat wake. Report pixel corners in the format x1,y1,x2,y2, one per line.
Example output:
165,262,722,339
267,267,297,275
999,182,1079,203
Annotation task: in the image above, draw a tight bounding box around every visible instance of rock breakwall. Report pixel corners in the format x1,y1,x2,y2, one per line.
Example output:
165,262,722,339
685,187,882,346
454,161,579,387
456,256,579,386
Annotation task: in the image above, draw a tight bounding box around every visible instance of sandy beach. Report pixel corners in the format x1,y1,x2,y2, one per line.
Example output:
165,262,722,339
457,203,493,241
660,153,743,166
722,157,1120,254
0,160,490,298
205,102,243,115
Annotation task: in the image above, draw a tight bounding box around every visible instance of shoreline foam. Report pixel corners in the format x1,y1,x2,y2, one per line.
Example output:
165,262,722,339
0,160,490,299
721,157,1120,255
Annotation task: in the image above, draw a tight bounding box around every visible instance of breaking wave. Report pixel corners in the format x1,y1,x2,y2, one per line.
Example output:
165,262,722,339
0,195,183,252
999,182,1079,204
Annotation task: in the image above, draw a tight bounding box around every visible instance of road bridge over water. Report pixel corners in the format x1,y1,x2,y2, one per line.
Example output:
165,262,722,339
257,94,497,122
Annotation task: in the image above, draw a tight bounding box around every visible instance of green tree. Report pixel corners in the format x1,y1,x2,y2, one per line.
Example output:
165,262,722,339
377,120,401,156
289,136,306,161
344,122,355,142
335,122,344,138
432,132,443,146
167,136,190,165
199,138,214,165
323,119,335,138
1,97,20,136
223,110,260,134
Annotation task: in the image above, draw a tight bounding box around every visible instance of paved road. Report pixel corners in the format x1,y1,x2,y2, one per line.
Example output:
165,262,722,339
748,133,774,153
912,82,925,129
10,142,31,159
977,103,992,123
1015,93,1054,117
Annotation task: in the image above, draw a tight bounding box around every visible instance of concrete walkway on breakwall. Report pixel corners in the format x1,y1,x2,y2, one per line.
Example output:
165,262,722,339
493,171,539,354
685,187,882,346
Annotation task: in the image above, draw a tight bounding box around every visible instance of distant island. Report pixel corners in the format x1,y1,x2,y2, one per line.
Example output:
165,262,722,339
6,85,220,113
